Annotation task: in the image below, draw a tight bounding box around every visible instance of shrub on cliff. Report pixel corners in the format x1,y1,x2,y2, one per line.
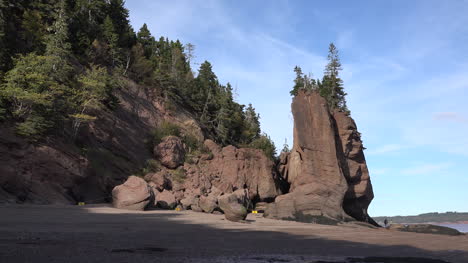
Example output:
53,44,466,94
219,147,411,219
249,134,277,160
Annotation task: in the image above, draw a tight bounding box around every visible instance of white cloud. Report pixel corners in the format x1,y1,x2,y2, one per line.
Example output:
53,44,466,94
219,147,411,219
433,112,468,124
401,162,453,175
371,168,389,176
367,144,407,155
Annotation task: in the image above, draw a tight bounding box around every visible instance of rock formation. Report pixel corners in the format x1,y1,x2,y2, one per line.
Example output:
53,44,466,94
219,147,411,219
126,138,282,213
154,136,186,169
0,80,203,204
265,90,377,225
334,111,376,224
112,176,150,210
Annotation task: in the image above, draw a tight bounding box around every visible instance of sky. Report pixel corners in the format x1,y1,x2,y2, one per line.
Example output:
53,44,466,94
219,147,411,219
125,0,468,216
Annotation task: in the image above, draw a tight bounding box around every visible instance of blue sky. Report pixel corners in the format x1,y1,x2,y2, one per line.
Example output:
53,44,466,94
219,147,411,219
125,0,468,216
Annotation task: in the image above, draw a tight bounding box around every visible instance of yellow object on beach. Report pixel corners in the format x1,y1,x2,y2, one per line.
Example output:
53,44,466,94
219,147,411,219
175,207,181,211
251,210,258,214
78,202,85,206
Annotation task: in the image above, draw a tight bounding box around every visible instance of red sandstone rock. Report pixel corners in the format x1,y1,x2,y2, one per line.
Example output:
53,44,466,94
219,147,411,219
154,136,186,169
112,176,150,210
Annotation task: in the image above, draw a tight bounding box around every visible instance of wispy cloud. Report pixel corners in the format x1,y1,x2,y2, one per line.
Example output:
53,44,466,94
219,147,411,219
371,168,389,176
433,112,468,124
401,162,453,175
367,144,407,155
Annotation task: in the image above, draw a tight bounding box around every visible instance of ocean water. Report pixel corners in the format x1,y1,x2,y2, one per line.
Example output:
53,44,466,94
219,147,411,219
434,223,468,233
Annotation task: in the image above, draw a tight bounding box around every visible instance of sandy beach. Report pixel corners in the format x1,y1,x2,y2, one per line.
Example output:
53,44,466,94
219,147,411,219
0,204,467,263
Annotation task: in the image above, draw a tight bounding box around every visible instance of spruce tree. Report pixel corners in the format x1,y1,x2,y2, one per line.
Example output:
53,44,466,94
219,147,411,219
244,103,261,143
290,66,304,96
321,43,349,113
102,15,121,67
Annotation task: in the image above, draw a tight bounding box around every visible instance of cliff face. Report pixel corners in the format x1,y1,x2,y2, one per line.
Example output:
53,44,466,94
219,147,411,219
1,83,376,226
0,79,203,204
265,90,376,225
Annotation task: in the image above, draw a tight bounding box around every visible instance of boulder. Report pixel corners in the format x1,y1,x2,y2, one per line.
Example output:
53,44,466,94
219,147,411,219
156,189,176,209
191,204,203,212
199,195,218,213
144,171,172,191
218,193,248,222
112,176,150,210
154,136,185,169
180,194,199,210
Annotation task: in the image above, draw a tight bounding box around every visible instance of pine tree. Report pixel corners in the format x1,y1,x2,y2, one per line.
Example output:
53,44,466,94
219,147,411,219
321,43,349,113
290,66,304,96
102,15,121,67
244,103,261,143
282,138,290,153
45,1,71,66
136,23,155,58
107,0,134,48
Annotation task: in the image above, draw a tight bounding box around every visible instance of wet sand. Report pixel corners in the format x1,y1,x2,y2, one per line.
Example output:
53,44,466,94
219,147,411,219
0,204,467,263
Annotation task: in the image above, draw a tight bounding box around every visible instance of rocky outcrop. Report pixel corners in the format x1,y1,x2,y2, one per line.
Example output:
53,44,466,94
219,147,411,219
110,139,282,214
154,136,186,169
0,127,89,204
182,141,282,204
334,111,376,224
0,79,204,204
265,90,376,225
112,176,150,210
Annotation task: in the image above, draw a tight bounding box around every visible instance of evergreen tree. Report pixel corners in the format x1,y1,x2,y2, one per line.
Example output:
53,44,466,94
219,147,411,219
128,42,153,84
282,138,290,153
45,1,71,65
290,66,304,96
321,43,349,113
102,15,121,67
243,103,261,143
136,23,155,58
107,0,134,48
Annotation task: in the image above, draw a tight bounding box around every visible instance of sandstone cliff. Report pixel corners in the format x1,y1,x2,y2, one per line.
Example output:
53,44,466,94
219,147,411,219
0,79,203,204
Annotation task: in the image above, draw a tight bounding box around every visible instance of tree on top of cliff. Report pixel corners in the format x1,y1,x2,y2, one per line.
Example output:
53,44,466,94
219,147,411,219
320,43,349,114
290,43,350,115
290,66,318,96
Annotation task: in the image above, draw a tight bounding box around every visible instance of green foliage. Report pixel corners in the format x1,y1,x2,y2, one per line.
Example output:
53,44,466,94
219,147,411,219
71,65,115,138
140,159,161,175
290,66,318,96
290,43,349,115
374,212,468,224
170,167,187,183
15,114,53,141
0,53,74,138
249,133,277,160
0,1,274,150
151,121,181,146
281,138,290,153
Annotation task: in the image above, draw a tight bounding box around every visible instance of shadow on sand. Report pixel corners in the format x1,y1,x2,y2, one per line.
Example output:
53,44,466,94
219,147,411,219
0,205,466,263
